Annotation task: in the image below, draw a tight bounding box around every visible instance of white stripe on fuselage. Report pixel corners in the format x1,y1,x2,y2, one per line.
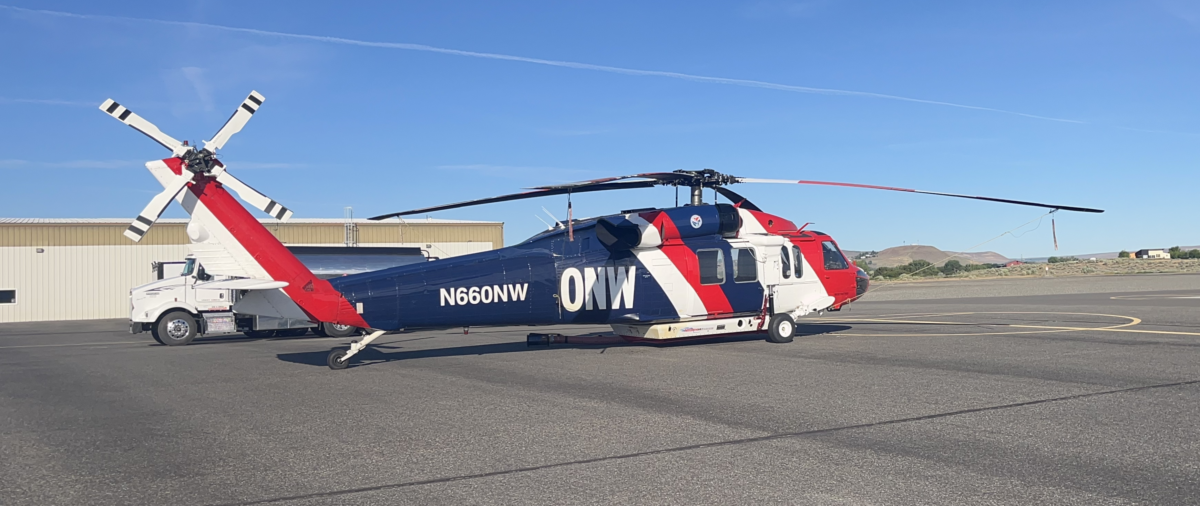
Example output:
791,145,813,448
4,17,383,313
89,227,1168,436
632,248,704,318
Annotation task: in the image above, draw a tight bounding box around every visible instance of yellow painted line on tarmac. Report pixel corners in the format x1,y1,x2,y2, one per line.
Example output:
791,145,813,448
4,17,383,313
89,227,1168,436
806,311,1166,338
0,341,146,349
1009,325,1200,337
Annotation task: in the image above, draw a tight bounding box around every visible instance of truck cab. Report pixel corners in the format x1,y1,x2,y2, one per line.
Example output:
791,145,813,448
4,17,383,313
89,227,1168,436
130,256,318,345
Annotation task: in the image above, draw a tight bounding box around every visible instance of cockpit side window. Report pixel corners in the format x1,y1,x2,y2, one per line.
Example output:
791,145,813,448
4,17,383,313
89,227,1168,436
792,245,803,278
822,241,849,270
780,246,791,279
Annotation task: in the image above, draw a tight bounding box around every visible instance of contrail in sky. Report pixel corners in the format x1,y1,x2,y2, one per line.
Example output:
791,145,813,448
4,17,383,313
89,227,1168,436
0,4,1084,124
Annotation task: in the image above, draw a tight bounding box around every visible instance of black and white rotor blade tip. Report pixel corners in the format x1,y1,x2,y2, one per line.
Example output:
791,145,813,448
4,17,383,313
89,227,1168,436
204,91,265,152
736,178,1104,214
99,99,189,156
212,167,293,221
123,174,193,242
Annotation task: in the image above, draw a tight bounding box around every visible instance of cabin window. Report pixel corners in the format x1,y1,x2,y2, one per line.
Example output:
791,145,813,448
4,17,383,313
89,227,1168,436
0,290,14,304
822,241,849,270
780,246,791,279
732,248,757,283
792,245,803,278
697,249,725,285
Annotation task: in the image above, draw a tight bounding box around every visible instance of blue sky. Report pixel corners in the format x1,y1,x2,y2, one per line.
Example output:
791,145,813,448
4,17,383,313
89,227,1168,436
1,1,1197,258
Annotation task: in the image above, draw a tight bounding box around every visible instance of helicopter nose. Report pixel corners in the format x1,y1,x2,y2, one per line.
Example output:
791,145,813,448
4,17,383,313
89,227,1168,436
855,267,870,297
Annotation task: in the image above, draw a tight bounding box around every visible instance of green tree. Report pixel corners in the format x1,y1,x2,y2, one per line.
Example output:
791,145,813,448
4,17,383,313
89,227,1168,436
941,259,964,275
1048,256,1079,263
1118,250,1131,259
1189,249,1200,259
1169,246,1185,259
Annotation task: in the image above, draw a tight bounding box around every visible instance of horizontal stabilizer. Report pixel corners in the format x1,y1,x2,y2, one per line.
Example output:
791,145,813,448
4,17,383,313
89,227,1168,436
194,279,289,291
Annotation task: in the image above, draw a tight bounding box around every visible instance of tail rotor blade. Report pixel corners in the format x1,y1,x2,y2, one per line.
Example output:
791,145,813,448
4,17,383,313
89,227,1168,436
99,99,189,156
204,91,265,152
213,167,293,221
123,174,193,242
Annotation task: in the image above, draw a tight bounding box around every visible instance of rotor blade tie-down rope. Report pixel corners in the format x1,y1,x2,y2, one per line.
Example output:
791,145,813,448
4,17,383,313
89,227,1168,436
1051,210,1059,251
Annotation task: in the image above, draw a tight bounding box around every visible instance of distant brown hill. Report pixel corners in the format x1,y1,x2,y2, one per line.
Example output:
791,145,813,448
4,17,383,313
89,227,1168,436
864,245,1009,268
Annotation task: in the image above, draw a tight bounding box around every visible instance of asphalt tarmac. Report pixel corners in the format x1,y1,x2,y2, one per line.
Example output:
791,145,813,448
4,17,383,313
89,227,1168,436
2,274,1199,505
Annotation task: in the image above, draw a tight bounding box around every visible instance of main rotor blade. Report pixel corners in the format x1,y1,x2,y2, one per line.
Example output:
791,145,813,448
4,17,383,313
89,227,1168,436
736,178,1104,214
212,166,293,221
123,174,193,242
370,180,660,220
528,172,690,190
714,186,761,211
99,99,189,156
204,91,265,152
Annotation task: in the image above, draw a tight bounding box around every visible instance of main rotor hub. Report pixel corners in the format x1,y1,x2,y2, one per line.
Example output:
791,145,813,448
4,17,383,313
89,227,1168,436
180,148,219,174
670,169,738,188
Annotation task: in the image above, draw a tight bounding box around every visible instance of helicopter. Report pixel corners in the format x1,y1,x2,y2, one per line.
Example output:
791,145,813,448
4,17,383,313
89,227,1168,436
99,91,1103,370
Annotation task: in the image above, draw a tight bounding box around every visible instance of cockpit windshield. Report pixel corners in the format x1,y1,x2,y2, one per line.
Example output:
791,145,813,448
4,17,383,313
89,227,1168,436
180,258,196,277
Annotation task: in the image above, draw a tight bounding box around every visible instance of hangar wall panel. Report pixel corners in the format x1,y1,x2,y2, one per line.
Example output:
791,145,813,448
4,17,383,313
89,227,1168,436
0,245,191,323
0,218,503,323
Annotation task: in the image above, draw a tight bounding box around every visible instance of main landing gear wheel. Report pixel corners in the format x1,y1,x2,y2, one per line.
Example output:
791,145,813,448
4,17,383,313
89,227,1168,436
766,314,796,344
327,349,350,370
157,311,197,346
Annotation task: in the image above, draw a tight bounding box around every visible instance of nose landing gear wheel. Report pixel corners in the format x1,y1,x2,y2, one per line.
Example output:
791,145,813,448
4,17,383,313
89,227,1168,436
327,349,350,370
766,314,796,344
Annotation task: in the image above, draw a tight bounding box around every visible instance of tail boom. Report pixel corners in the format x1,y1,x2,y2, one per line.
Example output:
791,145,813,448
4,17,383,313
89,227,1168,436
161,158,368,328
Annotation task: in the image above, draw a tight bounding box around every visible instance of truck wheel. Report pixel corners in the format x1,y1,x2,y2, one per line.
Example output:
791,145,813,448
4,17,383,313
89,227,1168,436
312,325,329,337
323,322,359,338
149,326,165,345
157,311,198,346
244,330,277,339
766,314,796,344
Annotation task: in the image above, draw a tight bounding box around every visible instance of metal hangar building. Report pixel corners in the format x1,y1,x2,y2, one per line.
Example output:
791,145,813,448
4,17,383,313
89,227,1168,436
0,217,503,323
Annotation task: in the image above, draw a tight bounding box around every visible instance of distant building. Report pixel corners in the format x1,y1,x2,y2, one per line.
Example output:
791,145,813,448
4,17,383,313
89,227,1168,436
1005,261,1024,267
1136,249,1170,259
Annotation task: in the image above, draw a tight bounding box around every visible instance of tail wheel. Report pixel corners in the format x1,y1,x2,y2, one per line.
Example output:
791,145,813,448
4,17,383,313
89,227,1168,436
766,314,796,344
323,322,359,338
156,311,198,346
327,349,350,370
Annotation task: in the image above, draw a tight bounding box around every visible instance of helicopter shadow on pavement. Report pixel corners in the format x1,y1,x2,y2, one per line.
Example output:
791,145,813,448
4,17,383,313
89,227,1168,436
275,324,853,368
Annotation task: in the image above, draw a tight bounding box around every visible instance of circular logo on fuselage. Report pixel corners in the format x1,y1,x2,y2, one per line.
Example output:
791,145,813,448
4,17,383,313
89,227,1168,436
690,215,702,229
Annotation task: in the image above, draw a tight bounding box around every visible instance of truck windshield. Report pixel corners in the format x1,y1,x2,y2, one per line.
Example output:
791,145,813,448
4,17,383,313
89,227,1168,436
181,258,196,277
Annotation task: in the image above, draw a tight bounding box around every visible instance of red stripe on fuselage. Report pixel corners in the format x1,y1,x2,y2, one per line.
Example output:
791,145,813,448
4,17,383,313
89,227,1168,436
164,159,369,328
652,213,734,315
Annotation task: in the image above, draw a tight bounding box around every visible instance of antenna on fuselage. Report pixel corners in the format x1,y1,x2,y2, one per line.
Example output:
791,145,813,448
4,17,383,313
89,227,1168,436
541,207,564,229
535,214,553,230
